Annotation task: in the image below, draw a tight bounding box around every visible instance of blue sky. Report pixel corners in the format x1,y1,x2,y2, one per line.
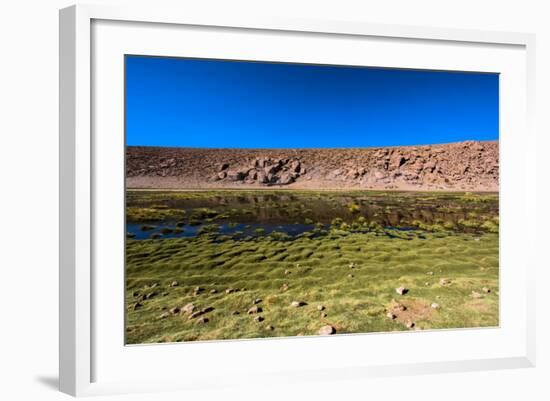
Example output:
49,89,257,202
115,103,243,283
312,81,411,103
125,55,499,148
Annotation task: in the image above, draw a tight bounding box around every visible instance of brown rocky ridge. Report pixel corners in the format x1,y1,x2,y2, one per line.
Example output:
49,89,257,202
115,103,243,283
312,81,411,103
126,140,498,191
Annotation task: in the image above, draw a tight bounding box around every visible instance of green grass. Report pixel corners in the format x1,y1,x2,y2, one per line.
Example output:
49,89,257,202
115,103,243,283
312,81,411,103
126,229,498,344
127,207,186,222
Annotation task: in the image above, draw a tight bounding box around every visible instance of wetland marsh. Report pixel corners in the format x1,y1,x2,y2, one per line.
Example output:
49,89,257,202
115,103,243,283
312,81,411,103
126,190,499,344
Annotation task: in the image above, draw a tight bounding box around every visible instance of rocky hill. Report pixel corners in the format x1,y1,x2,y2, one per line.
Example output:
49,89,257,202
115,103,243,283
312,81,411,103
126,141,498,191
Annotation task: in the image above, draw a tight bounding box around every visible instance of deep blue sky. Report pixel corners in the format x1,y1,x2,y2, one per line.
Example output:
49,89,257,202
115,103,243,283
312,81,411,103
125,55,499,148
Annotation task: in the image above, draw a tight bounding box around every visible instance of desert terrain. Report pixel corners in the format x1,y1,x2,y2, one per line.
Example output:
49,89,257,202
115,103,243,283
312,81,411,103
126,140,499,191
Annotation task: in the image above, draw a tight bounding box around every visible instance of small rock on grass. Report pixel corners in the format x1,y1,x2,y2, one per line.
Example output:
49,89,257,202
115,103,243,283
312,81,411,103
280,283,289,292
254,316,264,323
471,291,483,299
348,274,354,279
386,312,397,320
320,312,327,318
231,310,240,315
133,302,143,310
189,306,214,320
169,307,180,315
317,305,325,311
145,291,158,300
291,301,306,307
170,281,179,287
248,305,262,314
225,288,238,294
284,269,292,275
266,325,274,330
196,317,209,324
181,303,195,315
210,289,217,294
482,287,491,293
426,271,434,276
431,303,440,309
389,299,407,312
395,286,409,295
159,312,170,319
253,298,262,304
405,320,415,329
319,325,336,335
439,278,451,286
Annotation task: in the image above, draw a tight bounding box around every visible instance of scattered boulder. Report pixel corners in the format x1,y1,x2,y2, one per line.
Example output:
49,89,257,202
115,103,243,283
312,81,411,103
280,283,289,292
127,141,499,191
196,317,209,324
208,157,306,186
431,303,440,310
471,291,483,299
254,316,264,323
159,312,170,319
253,298,262,304
318,325,336,335
291,301,306,308
181,303,195,315
405,320,415,329
395,286,409,295
169,307,180,315
317,305,325,311
389,299,407,312
482,287,491,293
189,306,214,320
225,288,238,294
210,289,217,294
170,281,179,287
266,325,274,331
320,312,327,318
386,312,397,320
247,305,262,314
439,278,451,286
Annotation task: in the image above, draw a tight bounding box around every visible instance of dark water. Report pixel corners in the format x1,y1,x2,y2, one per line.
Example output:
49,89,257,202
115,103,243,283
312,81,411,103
127,222,321,240
126,191,498,240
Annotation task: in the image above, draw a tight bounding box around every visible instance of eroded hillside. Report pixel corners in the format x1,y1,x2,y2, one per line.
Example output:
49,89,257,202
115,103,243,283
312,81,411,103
126,141,498,191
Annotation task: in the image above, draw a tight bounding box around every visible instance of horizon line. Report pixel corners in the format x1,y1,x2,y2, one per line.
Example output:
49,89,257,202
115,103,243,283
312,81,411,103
126,139,499,151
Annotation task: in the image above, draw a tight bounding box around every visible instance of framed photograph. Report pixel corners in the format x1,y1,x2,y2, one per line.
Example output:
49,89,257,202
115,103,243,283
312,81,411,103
59,4,536,396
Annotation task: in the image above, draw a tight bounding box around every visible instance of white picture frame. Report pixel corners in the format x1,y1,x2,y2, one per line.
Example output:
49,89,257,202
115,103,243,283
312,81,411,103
59,4,536,397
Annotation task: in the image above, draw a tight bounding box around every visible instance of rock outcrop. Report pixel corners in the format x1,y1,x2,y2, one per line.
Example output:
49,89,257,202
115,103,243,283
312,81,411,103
126,140,499,191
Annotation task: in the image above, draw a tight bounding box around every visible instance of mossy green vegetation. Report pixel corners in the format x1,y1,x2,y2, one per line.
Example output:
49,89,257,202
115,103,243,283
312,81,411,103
125,189,499,344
